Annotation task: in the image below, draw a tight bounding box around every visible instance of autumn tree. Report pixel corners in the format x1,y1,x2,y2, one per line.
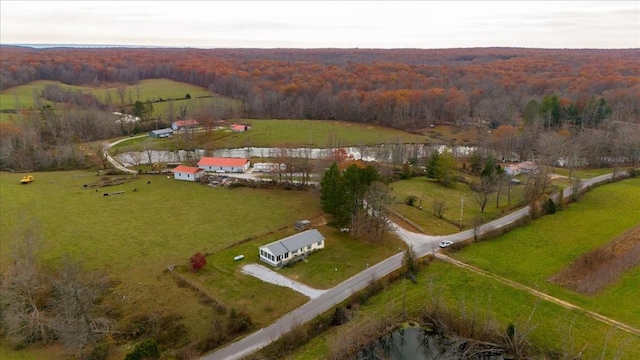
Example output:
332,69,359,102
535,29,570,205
190,252,207,271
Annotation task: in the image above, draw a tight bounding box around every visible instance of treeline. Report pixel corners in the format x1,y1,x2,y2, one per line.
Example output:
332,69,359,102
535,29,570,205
2,46,639,129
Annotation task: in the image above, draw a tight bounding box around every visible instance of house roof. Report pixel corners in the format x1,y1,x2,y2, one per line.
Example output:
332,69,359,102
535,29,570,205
150,128,173,134
173,119,199,127
173,165,203,174
260,229,325,257
198,157,249,167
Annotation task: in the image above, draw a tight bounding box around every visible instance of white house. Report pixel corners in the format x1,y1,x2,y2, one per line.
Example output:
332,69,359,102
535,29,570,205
505,161,539,176
172,165,205,181
259,229,325,267
197,157,250,173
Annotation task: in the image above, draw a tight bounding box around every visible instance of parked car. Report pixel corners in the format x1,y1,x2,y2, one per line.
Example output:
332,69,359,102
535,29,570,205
439,240,453,248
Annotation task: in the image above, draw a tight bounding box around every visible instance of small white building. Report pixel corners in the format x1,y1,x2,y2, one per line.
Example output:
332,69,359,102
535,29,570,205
197,157,250,173
259,229,325,267
253,162,286,173
172,165,205,181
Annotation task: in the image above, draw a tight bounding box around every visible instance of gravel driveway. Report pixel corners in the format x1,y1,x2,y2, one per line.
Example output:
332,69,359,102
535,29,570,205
241,263,326,299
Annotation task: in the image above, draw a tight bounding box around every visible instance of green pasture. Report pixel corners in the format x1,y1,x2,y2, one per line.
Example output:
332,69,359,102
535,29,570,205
0,170,322,339
87,78,212,105
390,176,527,235
291,260,640,359
450,177,640,328
151,96,242,119
209,119,427,148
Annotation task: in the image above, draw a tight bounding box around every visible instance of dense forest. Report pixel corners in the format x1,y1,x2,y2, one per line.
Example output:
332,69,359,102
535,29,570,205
2,46,639,127
1,46,639,171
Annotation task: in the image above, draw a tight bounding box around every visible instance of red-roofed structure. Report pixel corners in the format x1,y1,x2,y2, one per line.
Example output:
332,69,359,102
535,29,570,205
172,165,205,181
197,157,250,173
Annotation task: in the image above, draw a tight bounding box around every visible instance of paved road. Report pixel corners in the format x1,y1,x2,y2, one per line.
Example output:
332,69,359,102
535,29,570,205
202,171,622,360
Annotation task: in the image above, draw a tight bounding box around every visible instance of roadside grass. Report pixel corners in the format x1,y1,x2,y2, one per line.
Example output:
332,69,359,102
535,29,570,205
208,119,427,148
290,260,640,360
390,176,527,234
0,170,322,345
552,167,615,180
450,177,640,328
277,226,406,289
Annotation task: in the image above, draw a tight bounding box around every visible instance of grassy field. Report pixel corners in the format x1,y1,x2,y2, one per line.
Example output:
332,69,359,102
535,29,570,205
208,119,427,148
450,177,640,328
110,119,429,154
389,176,527,235
0,79,236,120
0,170,323,353
290,260,640,359
88,79,212,104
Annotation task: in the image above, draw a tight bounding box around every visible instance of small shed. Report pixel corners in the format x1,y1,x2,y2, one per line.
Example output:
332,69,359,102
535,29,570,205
295,220,311,231
149,128,174,138
172,165,205,181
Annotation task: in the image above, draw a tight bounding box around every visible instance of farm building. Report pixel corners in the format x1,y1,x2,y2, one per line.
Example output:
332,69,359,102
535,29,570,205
171,119,200,131
253,162,286,173
148,128,174,138
172,165,205,181
230,123,252,132
505,161,539,176
259,229,325,267
197,157,250,173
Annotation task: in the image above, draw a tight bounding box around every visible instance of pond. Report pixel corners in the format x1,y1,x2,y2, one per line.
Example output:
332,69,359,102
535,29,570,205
357,326,505,360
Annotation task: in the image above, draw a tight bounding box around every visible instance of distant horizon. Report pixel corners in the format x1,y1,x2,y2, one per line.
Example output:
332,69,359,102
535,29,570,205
4,43,640,51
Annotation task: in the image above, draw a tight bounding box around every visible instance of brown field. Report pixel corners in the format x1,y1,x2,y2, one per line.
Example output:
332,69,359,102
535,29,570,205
549,226,640,295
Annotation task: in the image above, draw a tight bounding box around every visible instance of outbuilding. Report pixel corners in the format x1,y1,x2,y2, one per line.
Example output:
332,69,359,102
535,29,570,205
197,157,250,173
259,229,325,267
172,165,205,181
171,119,200,131
149,128,174,138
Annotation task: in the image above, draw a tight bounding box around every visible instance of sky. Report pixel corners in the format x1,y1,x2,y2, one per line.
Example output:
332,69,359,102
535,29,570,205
1,1,638,49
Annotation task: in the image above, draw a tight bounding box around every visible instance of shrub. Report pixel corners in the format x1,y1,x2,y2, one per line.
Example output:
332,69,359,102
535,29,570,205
405,195,418,207
125,338,160,360
543,198,556,214
190,252,207,270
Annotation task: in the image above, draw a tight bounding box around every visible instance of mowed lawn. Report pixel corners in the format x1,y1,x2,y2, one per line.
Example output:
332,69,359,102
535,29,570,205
450,177,640,328
291,261,640,360
390,176,527,235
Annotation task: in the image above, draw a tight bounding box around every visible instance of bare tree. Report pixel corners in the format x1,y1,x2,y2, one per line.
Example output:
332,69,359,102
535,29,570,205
51,257,110,354
0,216,55,344
432,198,447,219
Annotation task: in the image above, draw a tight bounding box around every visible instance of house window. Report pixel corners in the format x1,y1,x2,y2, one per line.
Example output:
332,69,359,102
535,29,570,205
317,241,322,246
307,245,311,251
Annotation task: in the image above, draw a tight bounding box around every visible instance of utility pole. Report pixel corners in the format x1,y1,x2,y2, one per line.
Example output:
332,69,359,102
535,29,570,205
460,195,465,230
